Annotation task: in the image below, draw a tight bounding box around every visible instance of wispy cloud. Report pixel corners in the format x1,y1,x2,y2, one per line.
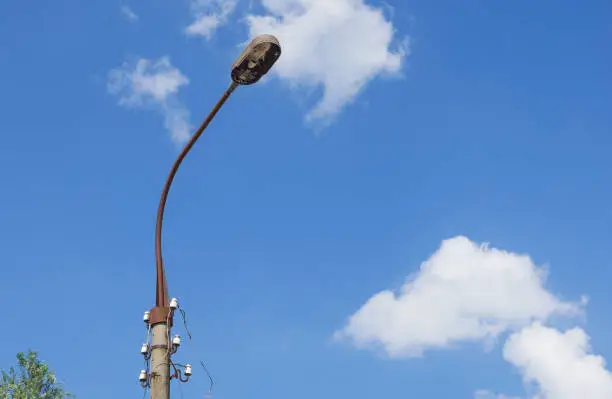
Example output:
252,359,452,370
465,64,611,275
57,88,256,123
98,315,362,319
185,0,237,39
107,57,192,144
245,0,408,124
335,236,583,357
120,5,139,23
474,391,520,399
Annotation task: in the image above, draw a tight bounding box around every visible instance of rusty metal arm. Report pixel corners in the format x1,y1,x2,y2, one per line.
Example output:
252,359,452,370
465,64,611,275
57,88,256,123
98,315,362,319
151,81,239,324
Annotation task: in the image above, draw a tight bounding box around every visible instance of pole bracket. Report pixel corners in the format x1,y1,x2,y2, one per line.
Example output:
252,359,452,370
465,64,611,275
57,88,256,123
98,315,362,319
149,306,173,327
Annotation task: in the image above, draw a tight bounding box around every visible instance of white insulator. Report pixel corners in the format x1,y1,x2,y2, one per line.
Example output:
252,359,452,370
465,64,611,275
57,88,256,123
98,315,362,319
143,311,151,324
172,334,181,347
140,343,148,355
139,370,147,382
169,298,179,309
184,364,192,377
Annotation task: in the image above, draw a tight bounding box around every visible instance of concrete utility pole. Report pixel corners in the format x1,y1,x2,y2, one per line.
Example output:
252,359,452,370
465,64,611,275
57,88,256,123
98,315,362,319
140,35,282,399
150,323,171,399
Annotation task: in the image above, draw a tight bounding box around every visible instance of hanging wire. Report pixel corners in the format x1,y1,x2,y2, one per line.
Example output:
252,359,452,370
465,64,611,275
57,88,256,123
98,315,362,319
142,354,151,391
178,306,215,396
179,308,192,339
166,310,173,357
145,323,152,346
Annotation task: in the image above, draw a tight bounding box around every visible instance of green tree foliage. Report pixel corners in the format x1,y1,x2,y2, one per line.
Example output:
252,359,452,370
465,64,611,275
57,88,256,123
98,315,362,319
0,351,73,399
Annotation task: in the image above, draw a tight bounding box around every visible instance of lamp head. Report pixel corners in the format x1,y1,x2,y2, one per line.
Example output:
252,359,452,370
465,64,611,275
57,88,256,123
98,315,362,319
231,34,281,85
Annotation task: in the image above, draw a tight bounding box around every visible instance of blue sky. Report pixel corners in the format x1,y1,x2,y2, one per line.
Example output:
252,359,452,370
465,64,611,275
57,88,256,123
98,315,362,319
1,0,611,398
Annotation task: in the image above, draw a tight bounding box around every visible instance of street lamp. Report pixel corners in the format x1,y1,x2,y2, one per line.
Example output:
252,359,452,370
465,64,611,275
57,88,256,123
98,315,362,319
144,34,281,399
231,34,281,85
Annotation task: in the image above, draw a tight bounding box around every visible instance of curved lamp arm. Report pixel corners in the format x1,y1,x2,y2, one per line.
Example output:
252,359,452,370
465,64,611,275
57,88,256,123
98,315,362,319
155,82,238,310
149,34,281,326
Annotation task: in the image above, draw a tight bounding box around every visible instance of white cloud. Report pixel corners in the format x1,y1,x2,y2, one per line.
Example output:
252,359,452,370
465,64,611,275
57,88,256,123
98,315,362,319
245,0,408,122
120,5,139,22
335,236,583,357
499,323,612,399
108,57,192,144
186,0,237,39
474,391,520,399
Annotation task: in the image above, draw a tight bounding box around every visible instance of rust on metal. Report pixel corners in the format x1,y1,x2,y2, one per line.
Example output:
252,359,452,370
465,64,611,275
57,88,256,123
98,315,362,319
154,83,239,317
149,306,174,327
152,33,281,330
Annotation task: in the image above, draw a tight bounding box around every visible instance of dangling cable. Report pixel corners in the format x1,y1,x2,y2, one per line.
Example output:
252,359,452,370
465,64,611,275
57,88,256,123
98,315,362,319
178,305,215,395
145,323,151,346
166,310,173,357
179,308,192,339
